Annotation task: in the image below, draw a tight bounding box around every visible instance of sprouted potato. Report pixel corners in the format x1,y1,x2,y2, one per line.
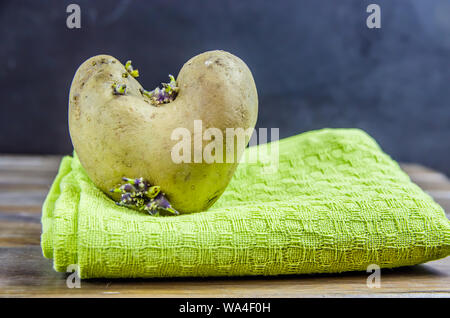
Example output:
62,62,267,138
68,51,258,214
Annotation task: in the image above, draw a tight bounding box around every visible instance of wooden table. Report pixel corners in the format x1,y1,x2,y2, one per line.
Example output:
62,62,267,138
0,155,449,298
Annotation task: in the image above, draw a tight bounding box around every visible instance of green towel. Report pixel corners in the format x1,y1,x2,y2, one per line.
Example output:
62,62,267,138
41,128,450,278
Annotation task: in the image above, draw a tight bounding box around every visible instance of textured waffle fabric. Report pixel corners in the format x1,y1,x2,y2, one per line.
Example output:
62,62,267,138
41,128,450,278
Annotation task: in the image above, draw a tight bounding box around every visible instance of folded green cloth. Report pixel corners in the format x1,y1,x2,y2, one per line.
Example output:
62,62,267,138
41,128,450,278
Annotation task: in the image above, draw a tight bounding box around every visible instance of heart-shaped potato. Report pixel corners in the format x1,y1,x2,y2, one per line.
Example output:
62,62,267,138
68,50,258,213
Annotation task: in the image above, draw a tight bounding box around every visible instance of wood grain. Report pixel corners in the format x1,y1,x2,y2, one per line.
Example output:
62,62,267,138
0,155,449,298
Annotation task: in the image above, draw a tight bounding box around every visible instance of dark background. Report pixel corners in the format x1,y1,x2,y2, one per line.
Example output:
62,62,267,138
1,0,449,175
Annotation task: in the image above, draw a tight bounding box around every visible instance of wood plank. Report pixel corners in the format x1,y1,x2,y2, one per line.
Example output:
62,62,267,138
0,156,449,298
0,189,48,207
0,221,41,247
0,172,56,189
0,155,62,172
399,163,441,175
0,246,448,297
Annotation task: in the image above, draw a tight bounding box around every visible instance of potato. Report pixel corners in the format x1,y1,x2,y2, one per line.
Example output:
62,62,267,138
68,50,258,213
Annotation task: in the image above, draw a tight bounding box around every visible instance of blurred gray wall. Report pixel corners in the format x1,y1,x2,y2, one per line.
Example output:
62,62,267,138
1,0,449,175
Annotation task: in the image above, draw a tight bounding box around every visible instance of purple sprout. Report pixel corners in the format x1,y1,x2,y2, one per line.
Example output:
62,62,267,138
110,177,179,216
144,192,179,216
112,83,127,95
140,74,179,106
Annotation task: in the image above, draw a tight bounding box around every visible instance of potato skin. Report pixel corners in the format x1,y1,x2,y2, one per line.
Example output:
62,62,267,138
69,50,258,213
